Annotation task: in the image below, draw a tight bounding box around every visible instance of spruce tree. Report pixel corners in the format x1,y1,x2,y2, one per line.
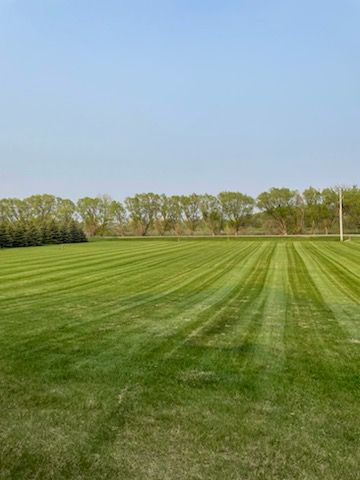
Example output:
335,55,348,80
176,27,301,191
69,220,81,243
12,223,27,247
26,222,43,246
48,220,61,244
41,223,52,245
78,227,88,243
0,223,13,248
59,223,71,244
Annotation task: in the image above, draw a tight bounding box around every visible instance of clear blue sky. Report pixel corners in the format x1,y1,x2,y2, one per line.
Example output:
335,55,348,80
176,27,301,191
1,0,359,199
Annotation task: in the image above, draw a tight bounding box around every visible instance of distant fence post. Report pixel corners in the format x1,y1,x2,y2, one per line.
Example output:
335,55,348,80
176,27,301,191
339,188,344,242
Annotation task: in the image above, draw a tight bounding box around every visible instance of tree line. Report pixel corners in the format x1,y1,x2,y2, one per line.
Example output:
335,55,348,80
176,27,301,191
1,187,359,242
0,194,88,249
0,220,87,249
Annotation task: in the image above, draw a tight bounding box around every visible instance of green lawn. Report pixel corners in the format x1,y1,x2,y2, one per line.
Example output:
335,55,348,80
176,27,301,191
1,239,360,479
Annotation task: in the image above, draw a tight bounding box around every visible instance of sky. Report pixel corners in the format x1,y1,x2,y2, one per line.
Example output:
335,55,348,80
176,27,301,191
0,0,359,200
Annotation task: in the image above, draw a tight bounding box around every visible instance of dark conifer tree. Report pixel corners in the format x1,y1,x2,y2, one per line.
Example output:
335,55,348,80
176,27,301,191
69,220,81,243
26,222,43,246
48,220,61,244
12,223,27,247
41,223,52,245
0,223,13,248
59,223,71,244
78,226,88,243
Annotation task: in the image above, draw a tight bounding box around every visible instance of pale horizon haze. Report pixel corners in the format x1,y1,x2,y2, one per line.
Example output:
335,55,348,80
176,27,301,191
0,0,359,200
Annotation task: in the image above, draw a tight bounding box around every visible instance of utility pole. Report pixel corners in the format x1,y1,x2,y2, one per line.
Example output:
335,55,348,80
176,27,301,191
339,188,344,242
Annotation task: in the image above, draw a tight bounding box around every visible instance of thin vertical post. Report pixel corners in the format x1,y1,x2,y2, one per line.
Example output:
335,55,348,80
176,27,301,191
339,188,344,242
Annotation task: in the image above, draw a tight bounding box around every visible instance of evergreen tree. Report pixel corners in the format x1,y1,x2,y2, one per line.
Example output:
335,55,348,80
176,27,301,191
78,226,88,243
69,220,81,243
26,222,43,246
48,220,61,244
41,223,52,245
0,222,13,248
59,223,71,244
67,221,87,243
12,223,27,247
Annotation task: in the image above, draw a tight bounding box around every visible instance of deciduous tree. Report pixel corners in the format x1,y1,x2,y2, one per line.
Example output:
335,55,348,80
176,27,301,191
125,193,161,236
257,188,298,235
180,194,202,234
218,192,254,235
200,194,223,235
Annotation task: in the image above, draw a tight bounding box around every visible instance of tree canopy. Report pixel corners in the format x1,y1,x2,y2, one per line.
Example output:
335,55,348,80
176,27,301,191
1,186,360,244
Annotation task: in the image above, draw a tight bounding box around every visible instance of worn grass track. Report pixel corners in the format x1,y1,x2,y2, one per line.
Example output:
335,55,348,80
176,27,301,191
0,239,360,479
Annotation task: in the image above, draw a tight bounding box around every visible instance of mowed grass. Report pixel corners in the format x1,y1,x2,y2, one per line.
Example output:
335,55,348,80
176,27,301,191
1,239,360,480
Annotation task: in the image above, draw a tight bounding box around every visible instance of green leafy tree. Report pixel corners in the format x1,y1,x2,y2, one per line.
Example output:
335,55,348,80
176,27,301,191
110,200,127,235
0,200,11,222
218,192,254,235
27,194,57,223
77,197,101,236
321,188,338,234
303,187,323,233
125,193,161,236
96,195,117,235
257,188,298,235
56,198,76,224
180,194,202,235
200,194,223,235
77,195,116,236
155,194,182,235
294,192,305,234
343,186,360,231
154,194,170,235
169,196,184,236
0,198,29,223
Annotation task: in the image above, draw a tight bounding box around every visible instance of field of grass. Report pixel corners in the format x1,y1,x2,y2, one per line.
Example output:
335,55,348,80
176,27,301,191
1,238,360,479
